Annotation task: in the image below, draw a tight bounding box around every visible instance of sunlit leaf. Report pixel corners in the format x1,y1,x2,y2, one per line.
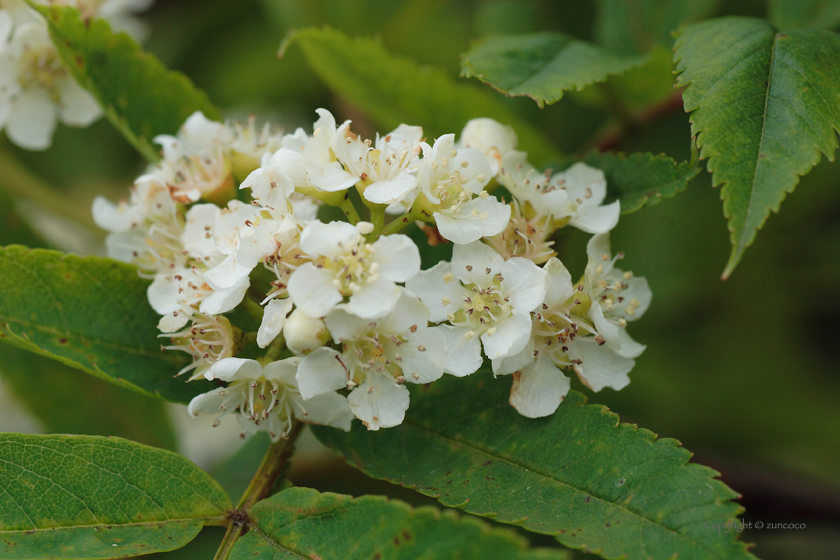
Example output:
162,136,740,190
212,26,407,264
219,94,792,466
0,434,230,559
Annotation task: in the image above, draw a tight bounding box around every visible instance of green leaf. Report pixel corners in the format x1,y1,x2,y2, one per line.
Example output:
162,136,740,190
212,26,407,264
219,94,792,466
594,0,720,55
0,433,230,559
280,27,559,165
0,344,177,450
230,487,567,560
769,0,840,30
674,18,840,277
312,373,755,560
34,4,221,162
556,151,700,214
0,246,214,404
460,33,646,108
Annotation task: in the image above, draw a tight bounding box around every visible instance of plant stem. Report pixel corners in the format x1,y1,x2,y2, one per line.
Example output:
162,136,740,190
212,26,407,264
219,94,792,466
241,295,264,322
338,195,361,224
212,420,304,560
238,420,304,510
212,524,244,560
368,207,386,240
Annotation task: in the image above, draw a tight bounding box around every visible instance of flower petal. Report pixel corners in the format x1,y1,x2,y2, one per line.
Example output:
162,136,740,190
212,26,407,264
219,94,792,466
480,311,532,360
405,262,465,323
509,359,570,418
257,298,293,348
7,89,57,150
296,347,349,399
347,373,410,431
372,234,420,282
440,325,483,377
451,241,504,285
287,262,343,318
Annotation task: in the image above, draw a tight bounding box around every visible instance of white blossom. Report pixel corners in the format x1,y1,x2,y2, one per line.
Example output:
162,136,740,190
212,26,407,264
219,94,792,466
288,220,420,319
417,134,510,244
456,117,518,176
407,241,547,375
584,233,651,358
500,152,620,234
493,257,637,418
333,122,423,205
296,291,445,430
189,356,353,441
92,175,182,274
161,313,238,381
0,15,101,149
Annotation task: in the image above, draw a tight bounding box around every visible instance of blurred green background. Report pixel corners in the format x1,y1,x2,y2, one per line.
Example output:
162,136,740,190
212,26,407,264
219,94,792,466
1,0,838,558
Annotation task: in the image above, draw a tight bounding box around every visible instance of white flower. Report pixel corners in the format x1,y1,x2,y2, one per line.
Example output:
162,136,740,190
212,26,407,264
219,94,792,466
584,233,651,358
287,221,420,319
333,122,423,205
0,16,101,149
499,152,620,234
493,257,636,418
161,313,238,380
301,108,357,192
416,134,510,244
203,168,299,307
188,356,353,441
152,111,234,203
407,241,547,375
92,175,182,274
456,118,518,175
296,291,445,430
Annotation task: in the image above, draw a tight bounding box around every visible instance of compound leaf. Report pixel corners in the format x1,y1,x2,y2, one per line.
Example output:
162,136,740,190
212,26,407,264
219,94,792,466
312,373,755,560
0,433,230,559
461,33,645,108
34,4,220,162
674,17,840,277
0,246,213,404
230,487,567,560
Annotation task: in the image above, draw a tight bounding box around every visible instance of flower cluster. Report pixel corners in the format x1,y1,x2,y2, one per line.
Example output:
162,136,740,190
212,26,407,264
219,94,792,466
0,0,151,149
95,109,651,439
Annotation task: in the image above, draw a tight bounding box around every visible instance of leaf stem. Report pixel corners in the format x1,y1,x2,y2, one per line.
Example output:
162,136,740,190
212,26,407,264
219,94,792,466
212,420,304,560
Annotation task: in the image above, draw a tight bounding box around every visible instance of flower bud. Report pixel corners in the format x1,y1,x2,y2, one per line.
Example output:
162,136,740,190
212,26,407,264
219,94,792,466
284,309,330,354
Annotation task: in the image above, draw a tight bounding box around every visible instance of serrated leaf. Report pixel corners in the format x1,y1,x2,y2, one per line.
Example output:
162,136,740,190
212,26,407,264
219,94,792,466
0,246,214,403
280,27,559,164
769,0,840,30
312,373,755,560
230,487,567,560
34,4,221,162
460,33,646,108
0,433,230,559
674,18,840,278
555,151,699,214
594,0,720,55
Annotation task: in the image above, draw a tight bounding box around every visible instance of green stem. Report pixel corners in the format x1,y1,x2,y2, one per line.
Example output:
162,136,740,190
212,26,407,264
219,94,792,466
261,333,286,363
212,524,244,560
241,296,264,322
380,206,427,237
367,207,386,240
212,420,304,560
338,195,361,224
